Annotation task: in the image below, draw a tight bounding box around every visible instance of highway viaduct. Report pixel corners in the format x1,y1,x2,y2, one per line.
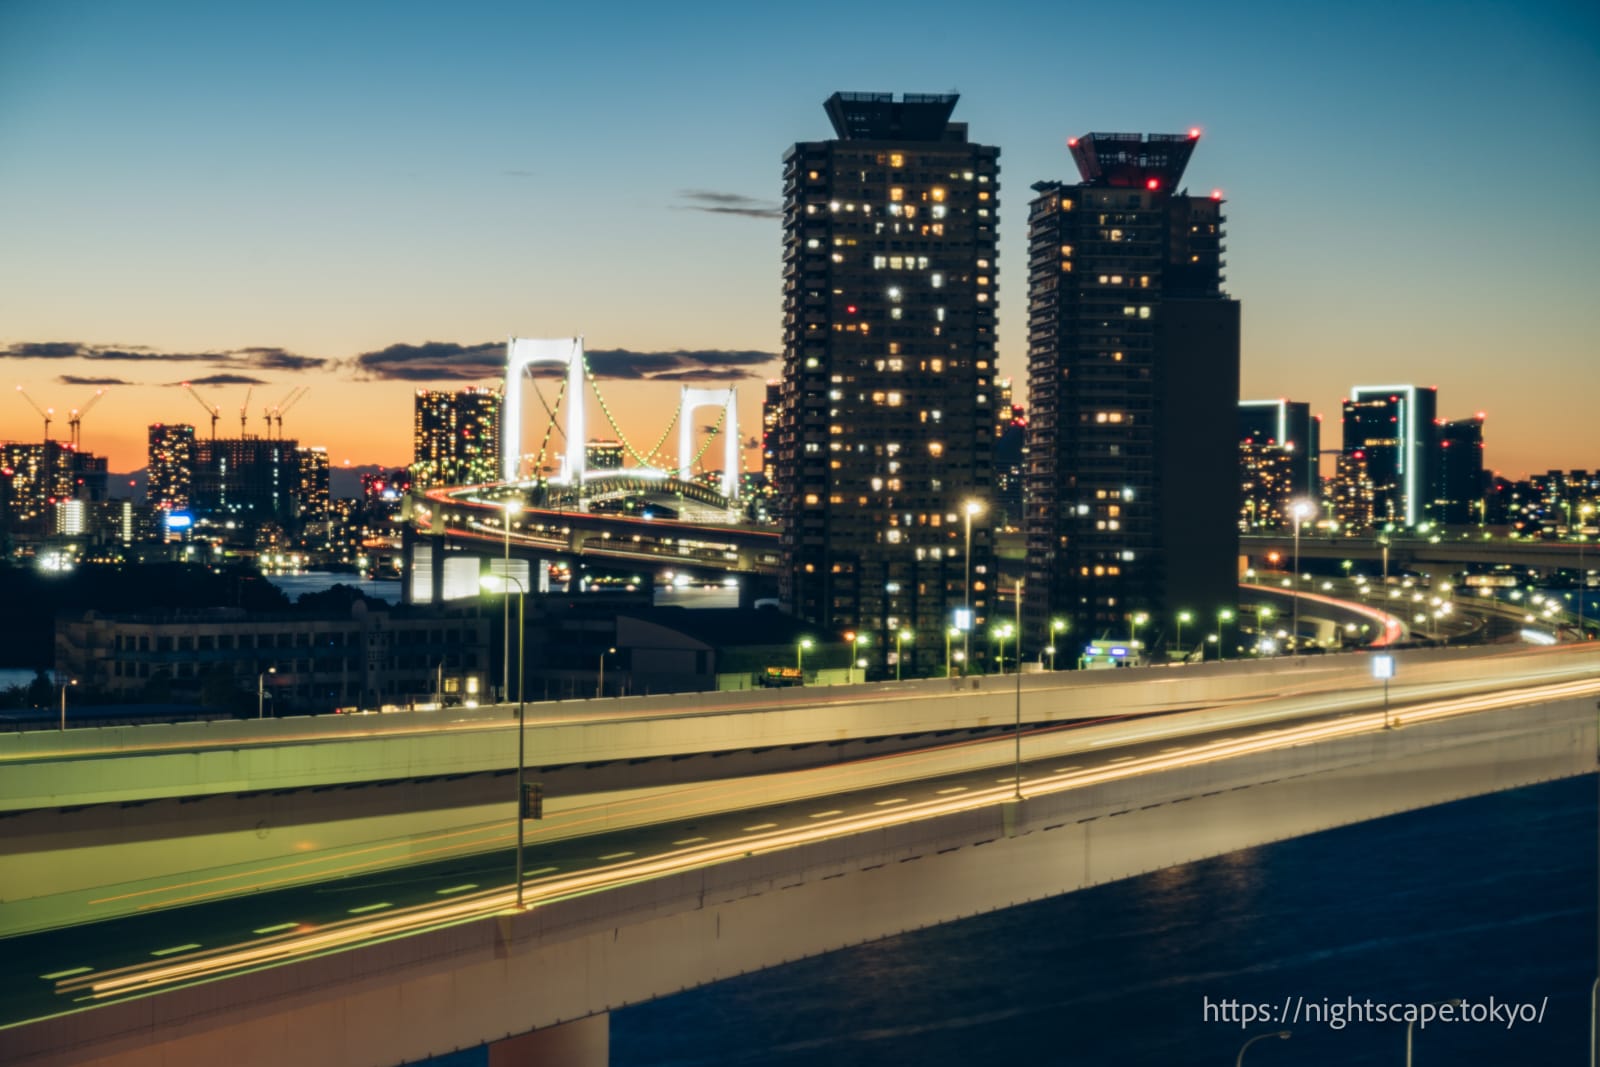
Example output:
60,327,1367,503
2,644,1597,1065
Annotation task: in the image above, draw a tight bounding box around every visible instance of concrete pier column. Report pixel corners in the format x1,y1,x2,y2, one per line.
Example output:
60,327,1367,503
488,1013,609,1067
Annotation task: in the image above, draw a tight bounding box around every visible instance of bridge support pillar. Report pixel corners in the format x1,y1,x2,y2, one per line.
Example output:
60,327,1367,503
489,1012,609,1067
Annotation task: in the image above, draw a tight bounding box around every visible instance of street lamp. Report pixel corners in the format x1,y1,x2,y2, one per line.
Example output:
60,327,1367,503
596,646,616,698
993,622,1013,674
844,632,868,683
1235,1030,1291,1066
1256,605,1273,655
797,637,814,680
1129,612,1148,657
500,497,522,703
1175,610,1193,663
1579,503,1594,641
483,571,529,909
256,666,275,719
1049,619,1067,669
1406,999,1461,1067
1290,499,1315,655
58,677,77,731
945,626,958,679
963,498,984,671
896,629,913,681
1217,608,1234,660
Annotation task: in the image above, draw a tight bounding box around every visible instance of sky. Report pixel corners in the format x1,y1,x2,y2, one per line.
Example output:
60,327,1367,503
2,0,1597,480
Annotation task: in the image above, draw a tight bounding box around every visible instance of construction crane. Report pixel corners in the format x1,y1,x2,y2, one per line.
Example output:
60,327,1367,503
15,387,53,443
182,382,221,439
239,386,253,437
68,389,106,449
274,386,308,438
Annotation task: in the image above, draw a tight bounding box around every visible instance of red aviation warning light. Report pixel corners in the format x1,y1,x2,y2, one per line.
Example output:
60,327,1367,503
1210,189,1224,201
1188,127,1202,139
1067,137,1078,148
1145,177,1160,190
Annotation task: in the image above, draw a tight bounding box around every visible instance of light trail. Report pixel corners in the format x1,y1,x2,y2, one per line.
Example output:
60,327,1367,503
53,671,1600,1005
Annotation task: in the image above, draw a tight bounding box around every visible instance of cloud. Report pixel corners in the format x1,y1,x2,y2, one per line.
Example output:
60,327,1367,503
348,342,776,383
674,189,781,220
57,375,133,386
348,340,504,381
177,373,270,386
586,348,774,381
1,341,331,371
232,347,330,371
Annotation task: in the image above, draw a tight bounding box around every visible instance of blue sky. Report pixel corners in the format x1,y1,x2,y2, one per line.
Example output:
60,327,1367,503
2,0,1596,476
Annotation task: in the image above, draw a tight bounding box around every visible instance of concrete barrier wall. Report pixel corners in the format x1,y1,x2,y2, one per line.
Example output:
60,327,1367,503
5,692,1593,1067
4,644,1592,813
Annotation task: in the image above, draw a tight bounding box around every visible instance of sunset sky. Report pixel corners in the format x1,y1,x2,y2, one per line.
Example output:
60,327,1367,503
2,0,1596,480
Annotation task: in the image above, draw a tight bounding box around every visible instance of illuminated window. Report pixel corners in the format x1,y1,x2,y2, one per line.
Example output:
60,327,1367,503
928,442,944,457
804,494,819,505
931,187,946,201
890,188,904,202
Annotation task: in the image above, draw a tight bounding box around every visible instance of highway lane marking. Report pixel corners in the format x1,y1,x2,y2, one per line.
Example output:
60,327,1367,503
673,836,708,845
1161,746,1185,753
526,866,560,877
40,966,93,980
993,776,1029,784
251,922,298,936
347,902,392,915
435,884,478,896
874,798,908,806
808,810,844,819
1054,767,1080,773
598,851,635,861
742,823,779,832
935,787,968,795
150,943,201,957
1108,756,1137,763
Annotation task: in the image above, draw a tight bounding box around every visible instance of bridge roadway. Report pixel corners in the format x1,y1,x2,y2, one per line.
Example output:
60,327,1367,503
1241,531,1592,574
2,646,1596,1065
2,645,1595,942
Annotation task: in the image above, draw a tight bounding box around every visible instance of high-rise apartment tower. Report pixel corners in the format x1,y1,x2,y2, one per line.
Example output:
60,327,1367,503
1024,131,1240,656
776,92,999,675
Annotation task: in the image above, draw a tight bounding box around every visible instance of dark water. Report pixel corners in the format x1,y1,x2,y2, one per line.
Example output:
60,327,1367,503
608,776,1596,1066
429,775,1596,1065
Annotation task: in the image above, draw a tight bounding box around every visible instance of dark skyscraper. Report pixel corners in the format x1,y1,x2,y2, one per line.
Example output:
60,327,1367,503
412,387,502,489
1024,131,1240,656
147,423,196,511
1239,399,1320,502
1435,414,1486,524
1342,385,1438,527
776,92,999,674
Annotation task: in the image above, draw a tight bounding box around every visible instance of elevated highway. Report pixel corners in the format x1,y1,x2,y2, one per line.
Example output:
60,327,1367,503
3,650,1595,1066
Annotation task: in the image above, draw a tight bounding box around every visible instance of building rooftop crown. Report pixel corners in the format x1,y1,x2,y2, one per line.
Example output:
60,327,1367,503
823,91,963,142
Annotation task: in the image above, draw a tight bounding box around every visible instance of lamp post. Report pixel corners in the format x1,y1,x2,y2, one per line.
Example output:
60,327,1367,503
1129,612,1148,659
256,666,275,719
797,637,813,680
483,571,528,909
1256,606,1273,655
896,629,912,681
58,677,76,731
1217,608,1234,660
1050,619,1067,669
1235,1030,1291,1066
500,498,522,703
1406,999,1461,1067
596,646,616,699
963,499,984,672
1175,610,1192,663
1290,499,1314,655
1012,576,1023,799
1579,503,1594,641
945,626,958,679
994,623,1013,675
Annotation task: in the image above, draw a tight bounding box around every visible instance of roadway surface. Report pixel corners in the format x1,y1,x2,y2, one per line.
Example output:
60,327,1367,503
6,644,1598,1033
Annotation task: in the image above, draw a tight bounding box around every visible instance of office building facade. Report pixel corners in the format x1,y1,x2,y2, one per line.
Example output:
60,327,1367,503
412,387,502,489
147,423,197,511
775,92,999,674
1342,385,1438,527
1435,415,1485,524
1239,399,1320,502
1024,131,1240,655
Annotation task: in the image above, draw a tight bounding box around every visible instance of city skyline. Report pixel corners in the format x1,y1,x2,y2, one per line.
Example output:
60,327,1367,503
2,1,1596,478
